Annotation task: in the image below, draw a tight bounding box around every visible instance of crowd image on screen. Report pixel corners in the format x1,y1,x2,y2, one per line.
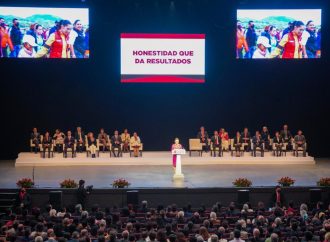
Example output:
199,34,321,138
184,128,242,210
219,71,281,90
0,16,89,58
236,18,321,59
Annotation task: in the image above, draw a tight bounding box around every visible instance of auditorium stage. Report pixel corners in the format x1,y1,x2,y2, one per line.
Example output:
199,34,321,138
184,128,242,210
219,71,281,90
15,151,315,167
0,158,328,189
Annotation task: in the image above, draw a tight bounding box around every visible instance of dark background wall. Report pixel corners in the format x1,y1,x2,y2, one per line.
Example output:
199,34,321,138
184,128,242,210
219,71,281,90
1,0,329,159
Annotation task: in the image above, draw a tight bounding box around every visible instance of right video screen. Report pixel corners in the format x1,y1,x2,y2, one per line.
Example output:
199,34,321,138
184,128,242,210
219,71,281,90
236,9,322,59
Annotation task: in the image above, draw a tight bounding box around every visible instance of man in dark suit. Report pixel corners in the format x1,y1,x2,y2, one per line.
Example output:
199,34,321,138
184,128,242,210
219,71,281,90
64,130,75,158
15,188,31,210
294,130,306,157
252,131,264,157
211,130,221,157
280,124,293,150
241,127,251,152
271,186,285,207
31,127,41,153
273,131,283,157
75,126,85,153
42,131,53,158
233,131,243,156
197,126,209,152
111,130,122,157
77,180,89,209
261,126,271,150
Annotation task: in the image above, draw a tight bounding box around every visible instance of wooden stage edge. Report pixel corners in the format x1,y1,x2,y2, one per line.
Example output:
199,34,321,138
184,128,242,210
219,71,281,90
15,151,315,167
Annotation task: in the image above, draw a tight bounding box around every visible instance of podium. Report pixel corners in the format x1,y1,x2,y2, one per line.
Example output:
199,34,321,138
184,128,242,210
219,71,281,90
172,149,186,179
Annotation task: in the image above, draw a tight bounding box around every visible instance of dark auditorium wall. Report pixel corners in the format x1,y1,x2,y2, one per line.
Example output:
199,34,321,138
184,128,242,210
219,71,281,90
0,0,330,159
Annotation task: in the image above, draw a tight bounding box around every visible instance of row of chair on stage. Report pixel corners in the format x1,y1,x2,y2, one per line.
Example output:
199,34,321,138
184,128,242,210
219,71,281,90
191,125,307,157
30,128,143,158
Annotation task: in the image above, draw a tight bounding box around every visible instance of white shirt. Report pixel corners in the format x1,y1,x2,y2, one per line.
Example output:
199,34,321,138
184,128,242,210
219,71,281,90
18,48,36,58
69,30,78,45
301,30,310,46
229,239,245,242
252,48,270,59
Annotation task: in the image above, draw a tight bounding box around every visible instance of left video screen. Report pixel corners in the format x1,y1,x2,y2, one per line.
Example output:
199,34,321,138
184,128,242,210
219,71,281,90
0,7,89,58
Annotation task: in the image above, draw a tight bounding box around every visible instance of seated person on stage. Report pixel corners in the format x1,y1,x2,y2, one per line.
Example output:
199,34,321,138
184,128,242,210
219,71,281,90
219,128,230,151
252,131,264,157
75,126,85,153
211,130,222,157
42,131,53,158
64,131,75,158
197,126,209,152
171,137,183,169
111,130,122,157
31,127,41,153
87,132,98,158
261,126,271,150
98,128,109,152
130,132,141,157
241,127,251,152
280,124,293,150
53,129,65,153
294,130,306,157
233,131,243,157
121,129,131,153
273,131,283,157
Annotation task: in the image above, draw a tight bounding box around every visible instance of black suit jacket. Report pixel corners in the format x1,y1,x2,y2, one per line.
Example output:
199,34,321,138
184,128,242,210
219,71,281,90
111,135,122,145
64,136,75,146
197,131,209,144
273,136,283,144
234,136,242,144
211,135,221,145
280,130,292,141
42,136,52,145
241,132,251,143
31,132,40,142
271,191,285,206
252,136,263,146
75,131,85,142
15,192,31,208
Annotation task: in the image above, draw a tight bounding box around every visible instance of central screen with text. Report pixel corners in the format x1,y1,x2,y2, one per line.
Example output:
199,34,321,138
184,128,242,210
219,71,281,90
120,33,205,83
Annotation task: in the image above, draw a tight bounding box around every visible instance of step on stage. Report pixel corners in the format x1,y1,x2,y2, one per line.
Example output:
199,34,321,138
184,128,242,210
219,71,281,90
15,151,315,167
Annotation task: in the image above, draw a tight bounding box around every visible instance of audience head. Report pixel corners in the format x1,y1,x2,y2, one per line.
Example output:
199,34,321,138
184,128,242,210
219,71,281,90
233,229,241,239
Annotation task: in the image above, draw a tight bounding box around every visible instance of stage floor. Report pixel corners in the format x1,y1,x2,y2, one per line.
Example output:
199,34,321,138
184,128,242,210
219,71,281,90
15,151,315,166
0,158,328,189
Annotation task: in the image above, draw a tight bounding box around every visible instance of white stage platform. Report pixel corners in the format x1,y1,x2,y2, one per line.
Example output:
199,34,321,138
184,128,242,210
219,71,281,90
15,151,315,167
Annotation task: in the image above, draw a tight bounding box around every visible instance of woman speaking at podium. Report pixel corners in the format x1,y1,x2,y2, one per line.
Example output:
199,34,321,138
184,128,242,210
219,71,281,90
171,138,182,169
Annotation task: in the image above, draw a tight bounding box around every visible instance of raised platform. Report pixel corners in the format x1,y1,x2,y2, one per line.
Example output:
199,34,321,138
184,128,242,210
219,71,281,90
15,151,315,167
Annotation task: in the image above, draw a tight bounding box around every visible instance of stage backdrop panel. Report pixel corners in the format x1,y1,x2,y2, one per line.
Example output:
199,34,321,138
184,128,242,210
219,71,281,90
120,33,205,83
